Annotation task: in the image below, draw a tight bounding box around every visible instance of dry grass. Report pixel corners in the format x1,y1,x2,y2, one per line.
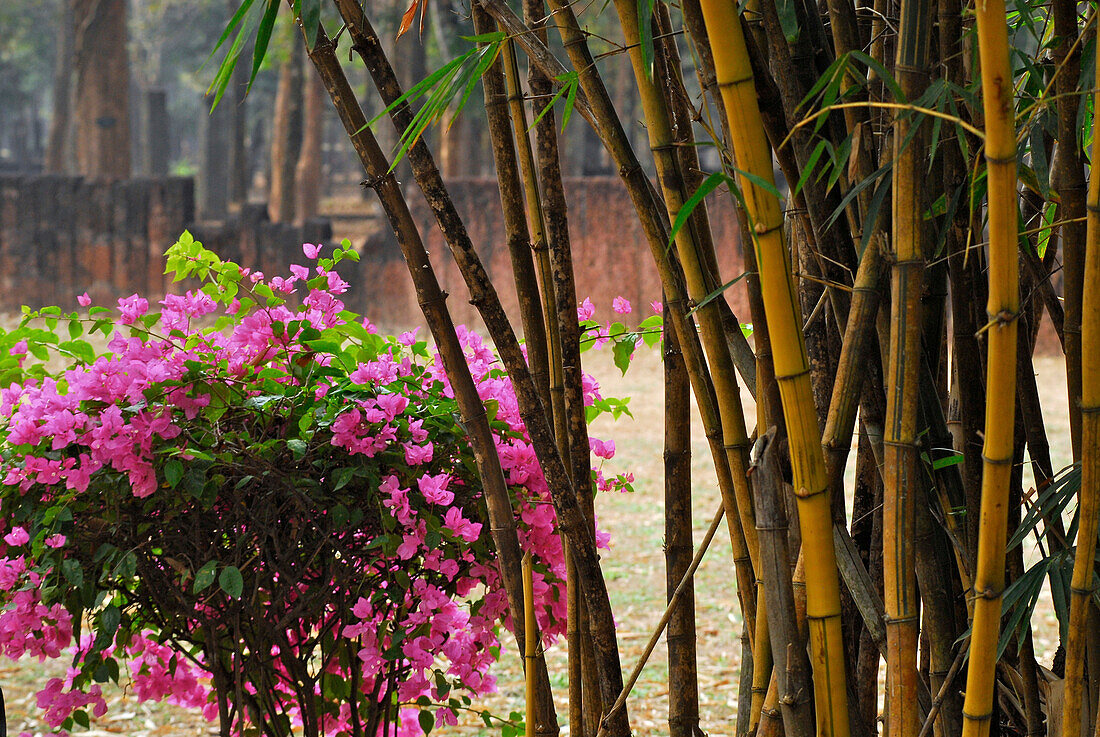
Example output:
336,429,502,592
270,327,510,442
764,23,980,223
0,344,1072,737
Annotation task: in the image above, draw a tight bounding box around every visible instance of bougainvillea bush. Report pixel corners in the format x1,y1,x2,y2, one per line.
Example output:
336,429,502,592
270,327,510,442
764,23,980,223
0,234,628,737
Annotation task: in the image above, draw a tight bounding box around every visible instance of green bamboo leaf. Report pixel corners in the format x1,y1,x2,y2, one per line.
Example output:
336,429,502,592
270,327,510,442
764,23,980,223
560,72,579,130
669,171,730,244
300,0,321,51
638,0,657,78
248,0,282,93
686,272,750,317
793,139,829,198
850,50,905,102
205,0,258,66
775,0,800,42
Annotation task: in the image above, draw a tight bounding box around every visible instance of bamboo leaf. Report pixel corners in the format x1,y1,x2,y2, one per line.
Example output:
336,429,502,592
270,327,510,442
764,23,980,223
205,0,258,67
248,0,281,93
637,0,657,79
850,50,905,102
775,0,801,42
793,139,829,198
669,171,730,245
300,0,321,50
686,272,750,317
397,0,425,40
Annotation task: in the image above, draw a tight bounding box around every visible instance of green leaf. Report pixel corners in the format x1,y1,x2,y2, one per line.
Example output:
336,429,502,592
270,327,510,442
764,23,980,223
793,139,829,198
418,710,435,734
61,558,83,587
165,459,185,489
612,337,635,376
249,0,281,92
637,0,657,79
300,0,321,50
775,0,800,42
669,171,729,245
219,565,244,600
931,452,965,470
193,560,218,593
687,271,749,317
287,438,308,459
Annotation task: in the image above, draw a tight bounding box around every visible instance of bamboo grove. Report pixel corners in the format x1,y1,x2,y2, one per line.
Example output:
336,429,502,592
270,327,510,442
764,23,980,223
213,0,1100,734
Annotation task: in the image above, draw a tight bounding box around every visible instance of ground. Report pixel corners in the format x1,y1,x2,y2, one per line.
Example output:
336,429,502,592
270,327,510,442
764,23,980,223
0,342,1072,736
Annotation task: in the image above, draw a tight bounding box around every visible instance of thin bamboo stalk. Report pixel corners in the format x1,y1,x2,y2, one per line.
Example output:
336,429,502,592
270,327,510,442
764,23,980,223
607,0,766,714
698,1,852,734
524,0,761,637
524,552,537,737
490,24,590,734
1063,16,1100,735
294,17,559,733
328,10,629,733
1052,0,1087,460
959,1,1020,735
520,0,600,728
663,302,701,737
471,7,550,412
753,430,815,737
883,0,933,729
672,0,785,441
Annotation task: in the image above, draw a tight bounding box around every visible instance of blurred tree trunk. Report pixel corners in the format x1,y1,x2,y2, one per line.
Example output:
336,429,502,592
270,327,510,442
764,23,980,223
45,0,74,174
202,92,231,220
294,72,325,224
72,0,131,181
269,43,304,223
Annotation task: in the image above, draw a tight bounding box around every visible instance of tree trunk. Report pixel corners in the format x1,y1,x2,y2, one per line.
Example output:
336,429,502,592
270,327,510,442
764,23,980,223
46,0,75,174
72,0,131,181
201,92,231,220
269,43,304,223
294,71,325,224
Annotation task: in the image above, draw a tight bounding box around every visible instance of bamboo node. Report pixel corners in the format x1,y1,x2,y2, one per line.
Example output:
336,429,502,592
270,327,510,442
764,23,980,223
962,711,993,722
359,173,389,190
416,292,450,309
792,484,827,499
973,585,1001,600
1069,585,1098,596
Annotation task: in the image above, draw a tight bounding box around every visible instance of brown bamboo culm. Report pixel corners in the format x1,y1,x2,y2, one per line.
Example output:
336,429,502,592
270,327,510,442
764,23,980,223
884,0,933,731
1062,18,1100,737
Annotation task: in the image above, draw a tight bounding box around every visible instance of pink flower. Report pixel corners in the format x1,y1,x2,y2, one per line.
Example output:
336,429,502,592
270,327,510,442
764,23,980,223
650,300,663,314
3,527,29,547
77,292,91,307
45,534,67,548
9,341,27,356
591,438,616,459
117,294,149,325
418,474,454,506
577,298,595,321
612,296,632,314
398,327,420,346
303,243,321,259
443,508,482,542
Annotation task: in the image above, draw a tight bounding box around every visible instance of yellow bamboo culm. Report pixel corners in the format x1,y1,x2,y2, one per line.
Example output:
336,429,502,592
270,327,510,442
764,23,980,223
696,2,850,736
1062,27,1100,737
523,552,536,737
959,3,1018,737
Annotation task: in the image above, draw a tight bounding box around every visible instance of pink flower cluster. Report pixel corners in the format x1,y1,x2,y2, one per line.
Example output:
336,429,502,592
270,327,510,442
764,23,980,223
0,241,628,736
